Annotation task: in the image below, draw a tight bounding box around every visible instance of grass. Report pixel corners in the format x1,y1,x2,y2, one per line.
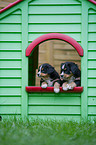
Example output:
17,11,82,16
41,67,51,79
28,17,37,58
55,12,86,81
0,117,96,145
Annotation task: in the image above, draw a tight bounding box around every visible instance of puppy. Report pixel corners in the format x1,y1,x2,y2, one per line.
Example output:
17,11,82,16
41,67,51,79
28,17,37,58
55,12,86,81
37,63,60,93
60,62,81,91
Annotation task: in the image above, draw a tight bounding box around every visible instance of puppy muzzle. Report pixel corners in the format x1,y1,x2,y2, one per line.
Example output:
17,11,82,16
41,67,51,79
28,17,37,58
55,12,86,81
37,72,41,77
60,74,64,81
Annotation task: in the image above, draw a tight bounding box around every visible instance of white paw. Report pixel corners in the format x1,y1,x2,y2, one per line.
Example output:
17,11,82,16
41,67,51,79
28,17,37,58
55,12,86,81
62,86,68,91
41,84,47,88
67,84,72,90
54,88,60,93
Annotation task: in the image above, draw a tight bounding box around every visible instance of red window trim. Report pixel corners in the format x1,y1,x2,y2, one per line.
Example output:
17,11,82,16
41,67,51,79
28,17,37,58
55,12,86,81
26,86,83,93
26,33,83,57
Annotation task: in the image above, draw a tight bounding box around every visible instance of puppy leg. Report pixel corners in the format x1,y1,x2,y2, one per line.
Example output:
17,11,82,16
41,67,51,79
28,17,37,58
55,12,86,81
62,82,69,91
67,82,76,90
54,82,60,93
41,82,48,88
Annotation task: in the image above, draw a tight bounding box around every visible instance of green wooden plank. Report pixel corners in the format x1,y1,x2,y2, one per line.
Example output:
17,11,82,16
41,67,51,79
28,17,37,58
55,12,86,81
88,61,96,68
29,93,81,97
0,3,22,19
0,15,21,24
0,79,21,86
88,59,96,62
88,33,96,41
29,96,81,105
29,4,81,6
21,1,29,119
12,10,21,15
88,52,96,59
0,97,21,105
0,24,21,32
88,116,96,121
0,59,22,61
0,61,21,68
88,106,96,115
88,70,96,77
29,0,81,4
81,1,88,120
0,33,21,41
88,42,96,50
88,79,96,87
89,24,96,32
88,88,96,97
0,68,22,70
0,86,21,88
0,88,21,96
29,5,81,14
0,106,21,114
29,14,81,23
0,70,21,77
89,15,96,23
0,42,22,50
1,115,21,119
0,50,22,52
0,52,21,59
89,9,96,14
29,24,81,32
88,97,96,105
28,115,81,121
29,106,80,114
29,33,81,42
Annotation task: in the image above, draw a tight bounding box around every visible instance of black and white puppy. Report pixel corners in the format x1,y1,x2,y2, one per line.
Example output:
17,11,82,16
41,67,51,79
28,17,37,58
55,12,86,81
37,63,60,93
60,62,81,91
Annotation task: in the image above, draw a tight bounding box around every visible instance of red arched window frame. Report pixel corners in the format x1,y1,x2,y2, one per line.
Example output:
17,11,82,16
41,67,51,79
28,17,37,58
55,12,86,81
26,33,83,57
26,33,83,93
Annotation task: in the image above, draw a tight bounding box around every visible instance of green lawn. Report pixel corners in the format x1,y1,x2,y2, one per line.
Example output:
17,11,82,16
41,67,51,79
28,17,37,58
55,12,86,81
0,117,96,145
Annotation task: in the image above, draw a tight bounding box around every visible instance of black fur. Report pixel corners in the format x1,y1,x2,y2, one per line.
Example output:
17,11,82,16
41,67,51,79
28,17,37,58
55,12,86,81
60,62,81,86
37,63,60,86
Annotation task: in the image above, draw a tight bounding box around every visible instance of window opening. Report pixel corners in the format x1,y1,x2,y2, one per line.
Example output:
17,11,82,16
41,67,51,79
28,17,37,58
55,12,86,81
28,40,81,87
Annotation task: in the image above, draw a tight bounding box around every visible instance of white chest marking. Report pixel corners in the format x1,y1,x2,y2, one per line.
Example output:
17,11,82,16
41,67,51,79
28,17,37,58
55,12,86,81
45,77,53,86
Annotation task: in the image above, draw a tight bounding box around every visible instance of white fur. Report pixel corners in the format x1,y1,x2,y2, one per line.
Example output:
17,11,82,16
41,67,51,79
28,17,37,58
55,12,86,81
54,88,60,93
41,83,47,88
67,84,73,90
62,86,69,91
46,79,53,86
62,64,65,69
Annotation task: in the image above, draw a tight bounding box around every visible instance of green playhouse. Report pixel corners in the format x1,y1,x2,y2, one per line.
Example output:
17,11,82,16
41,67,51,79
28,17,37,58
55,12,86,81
0,0,96,121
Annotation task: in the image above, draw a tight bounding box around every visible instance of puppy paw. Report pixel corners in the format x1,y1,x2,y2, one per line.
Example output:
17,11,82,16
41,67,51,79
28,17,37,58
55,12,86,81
67,84,73,90
62,86,68,91
54,82,60,93
54,88,60,93
62,82,69,91
41,83,47,88
67,82,76,90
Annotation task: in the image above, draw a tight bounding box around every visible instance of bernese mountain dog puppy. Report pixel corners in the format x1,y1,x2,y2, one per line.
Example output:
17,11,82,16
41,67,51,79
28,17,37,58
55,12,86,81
37,63,60,93
60,62,81,91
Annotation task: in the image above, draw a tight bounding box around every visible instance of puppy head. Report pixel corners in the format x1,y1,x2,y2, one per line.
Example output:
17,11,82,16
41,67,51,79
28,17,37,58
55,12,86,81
60,62,75,80
37,63,54,78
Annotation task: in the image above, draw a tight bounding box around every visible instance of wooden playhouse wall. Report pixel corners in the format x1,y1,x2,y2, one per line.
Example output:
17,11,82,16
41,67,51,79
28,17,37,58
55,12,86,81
0,0,96,121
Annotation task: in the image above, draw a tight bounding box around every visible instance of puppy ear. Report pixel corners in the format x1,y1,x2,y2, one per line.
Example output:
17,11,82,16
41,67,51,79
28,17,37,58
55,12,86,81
71,64,81,77
47,66,54,74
